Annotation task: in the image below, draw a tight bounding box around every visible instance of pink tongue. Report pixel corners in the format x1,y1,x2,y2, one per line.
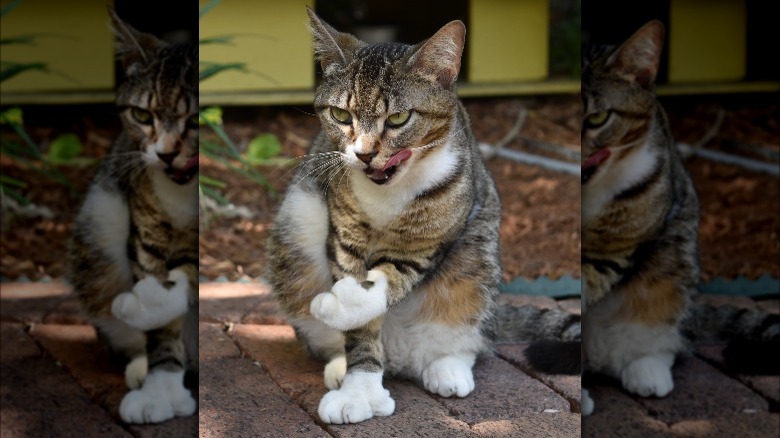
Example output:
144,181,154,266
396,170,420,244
381,149,413,172
582,149,611,170
182,154,199,171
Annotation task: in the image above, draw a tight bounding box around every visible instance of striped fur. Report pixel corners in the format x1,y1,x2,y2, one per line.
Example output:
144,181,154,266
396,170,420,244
67,10,197,424
267,9,501,424
581,21,700,408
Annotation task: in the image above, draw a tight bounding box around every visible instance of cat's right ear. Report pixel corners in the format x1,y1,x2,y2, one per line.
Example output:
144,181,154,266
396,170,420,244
306,6,362,73
607,20,665,89
108,7,165,76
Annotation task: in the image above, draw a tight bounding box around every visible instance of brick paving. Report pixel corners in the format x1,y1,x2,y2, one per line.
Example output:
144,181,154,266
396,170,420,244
2,281,778,437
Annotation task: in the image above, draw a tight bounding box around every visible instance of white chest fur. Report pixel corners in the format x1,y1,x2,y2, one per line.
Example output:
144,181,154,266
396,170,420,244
150,171,198,228
582,140,658,225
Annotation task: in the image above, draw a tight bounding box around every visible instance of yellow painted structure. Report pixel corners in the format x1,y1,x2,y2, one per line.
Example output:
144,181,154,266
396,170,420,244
0,0,113,93
468,0,549,83
198,0,314,94
668,0,746,83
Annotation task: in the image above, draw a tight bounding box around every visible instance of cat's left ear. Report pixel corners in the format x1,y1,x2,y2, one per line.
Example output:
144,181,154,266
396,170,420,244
108,7,166,76
407,20,466,89
607,20,665,89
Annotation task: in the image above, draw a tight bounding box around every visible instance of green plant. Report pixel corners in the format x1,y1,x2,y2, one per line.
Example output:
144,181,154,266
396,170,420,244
198,0,290,224
0,0,85,229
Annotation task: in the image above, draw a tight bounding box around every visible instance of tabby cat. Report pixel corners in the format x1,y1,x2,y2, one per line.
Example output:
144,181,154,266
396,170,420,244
580,21,700,415
266,8,502,424
68,10,198,424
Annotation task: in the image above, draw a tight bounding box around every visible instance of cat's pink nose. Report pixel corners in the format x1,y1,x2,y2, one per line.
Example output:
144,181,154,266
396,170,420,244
355,151,376,164
157,151,178,165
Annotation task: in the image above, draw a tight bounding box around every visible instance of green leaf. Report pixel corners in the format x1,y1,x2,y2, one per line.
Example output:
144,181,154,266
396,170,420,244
246,133,282,163
198,106,223,126
0,107,23,125
0,0,23,18
199,62,246,82
1,62,47,82
199,0,222,18
199,174,227,189
0,174,28,188
199,185,230,206
47,133,83,162
199,35,236,45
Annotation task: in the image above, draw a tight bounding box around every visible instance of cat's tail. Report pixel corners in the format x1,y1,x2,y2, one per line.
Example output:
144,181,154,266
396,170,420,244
682,300,780,374
495,305,581,343
494,304,581,375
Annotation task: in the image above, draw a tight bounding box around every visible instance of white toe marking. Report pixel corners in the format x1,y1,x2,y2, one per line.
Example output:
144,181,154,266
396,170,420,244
310,270,388,331
582,388,594,416
318,371,395,424
324,355,347,390
421,356,475,398
621,354,674,398
119,369,196,424
124,355,148,390
112,269,189,331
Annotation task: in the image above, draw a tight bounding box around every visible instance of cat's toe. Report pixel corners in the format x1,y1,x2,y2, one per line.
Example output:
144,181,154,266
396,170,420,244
310,292,339,321
324,355,347,389
621,355,674,398
422,356,475,398
581,389,594,416
120,388,173,423
124,355,148,389
318,390,371,424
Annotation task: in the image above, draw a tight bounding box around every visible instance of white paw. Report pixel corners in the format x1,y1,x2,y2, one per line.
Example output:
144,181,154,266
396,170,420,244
422,356,475,398
318,371,395,424
582,388,594,416
119,369,196,424
310,270,388,331
621,355,674,397
125,355,148,389
112,270,189,331
324,355,347,390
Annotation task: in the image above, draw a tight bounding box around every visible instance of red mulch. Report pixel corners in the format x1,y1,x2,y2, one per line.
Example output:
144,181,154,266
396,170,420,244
1,95,778,284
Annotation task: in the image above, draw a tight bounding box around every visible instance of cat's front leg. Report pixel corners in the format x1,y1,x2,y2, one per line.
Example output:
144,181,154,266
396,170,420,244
111,269,189,331
318,319,394,424
310,270,388,331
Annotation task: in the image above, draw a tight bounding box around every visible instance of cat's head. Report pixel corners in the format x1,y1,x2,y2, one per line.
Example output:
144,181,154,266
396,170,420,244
110,9,198,185
581,20,664,184
307,8,465,186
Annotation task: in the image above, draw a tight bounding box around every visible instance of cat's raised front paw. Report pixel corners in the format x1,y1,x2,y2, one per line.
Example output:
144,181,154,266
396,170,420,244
422,356,475,397
119,369,196,424
112,270,189,331
318,371,395,424
310,270,387,331
621,355,674,398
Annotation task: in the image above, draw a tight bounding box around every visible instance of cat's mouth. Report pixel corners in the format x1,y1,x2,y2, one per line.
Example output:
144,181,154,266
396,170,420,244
166,154,199,185
581,149,611,184
364,149,413,185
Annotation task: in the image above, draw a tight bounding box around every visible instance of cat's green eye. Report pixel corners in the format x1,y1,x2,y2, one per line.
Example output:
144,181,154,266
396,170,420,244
387,110,411,127
330,107,352,124
131,107,153,125
585,110,610,128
